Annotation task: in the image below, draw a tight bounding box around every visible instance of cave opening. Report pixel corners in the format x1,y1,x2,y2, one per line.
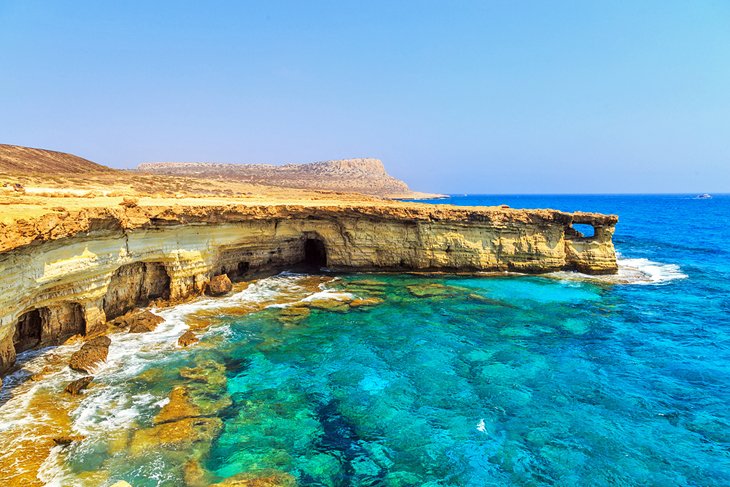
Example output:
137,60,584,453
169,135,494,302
67,303,87,338
228,261,250,281
13,308,45,353
304,238,327,268
103,262,171,320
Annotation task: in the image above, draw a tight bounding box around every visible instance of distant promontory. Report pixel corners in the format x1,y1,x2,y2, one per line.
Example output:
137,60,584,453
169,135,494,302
137,158,440,199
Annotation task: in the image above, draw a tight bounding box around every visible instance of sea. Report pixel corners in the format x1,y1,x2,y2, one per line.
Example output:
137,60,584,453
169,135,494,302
0,194,728,486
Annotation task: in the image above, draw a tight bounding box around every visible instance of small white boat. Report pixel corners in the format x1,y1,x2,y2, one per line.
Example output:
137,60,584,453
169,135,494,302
696,193,712,199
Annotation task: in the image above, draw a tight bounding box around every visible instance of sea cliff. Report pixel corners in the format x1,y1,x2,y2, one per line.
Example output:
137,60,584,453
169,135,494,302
0,202,617,373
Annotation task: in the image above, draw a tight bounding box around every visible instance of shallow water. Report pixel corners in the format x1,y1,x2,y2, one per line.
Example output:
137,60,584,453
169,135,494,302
2,194,729,486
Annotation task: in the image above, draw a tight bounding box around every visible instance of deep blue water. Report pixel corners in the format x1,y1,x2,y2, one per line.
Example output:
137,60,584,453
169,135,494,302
56,194,730,486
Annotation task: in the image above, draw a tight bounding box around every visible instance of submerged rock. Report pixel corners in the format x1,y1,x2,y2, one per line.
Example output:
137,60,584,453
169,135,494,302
179,359,232,415
180,360,227,386
278,306,310,325
64,376,93,395
207,274,233,296
350,297,384,308
69,336,111,373
305,299,350,312
129,417,223,456
211,470,296,487
154,386,201,425
184,459,211,487
406,282,461,298
348,279,386,288
178,330,199,347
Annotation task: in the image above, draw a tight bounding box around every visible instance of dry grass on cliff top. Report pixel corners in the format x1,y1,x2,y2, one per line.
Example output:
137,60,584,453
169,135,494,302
0,170,425,225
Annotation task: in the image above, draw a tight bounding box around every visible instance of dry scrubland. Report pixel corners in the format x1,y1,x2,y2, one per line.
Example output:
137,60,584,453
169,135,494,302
0,143,434,225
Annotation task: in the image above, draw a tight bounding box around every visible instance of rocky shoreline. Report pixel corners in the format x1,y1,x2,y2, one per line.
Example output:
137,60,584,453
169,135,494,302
0,202,617,375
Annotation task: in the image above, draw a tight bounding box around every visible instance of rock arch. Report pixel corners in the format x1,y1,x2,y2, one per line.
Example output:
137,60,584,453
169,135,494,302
570,223,596,238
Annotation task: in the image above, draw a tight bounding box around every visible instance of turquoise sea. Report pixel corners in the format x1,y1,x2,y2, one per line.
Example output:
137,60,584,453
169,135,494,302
3,194,729,486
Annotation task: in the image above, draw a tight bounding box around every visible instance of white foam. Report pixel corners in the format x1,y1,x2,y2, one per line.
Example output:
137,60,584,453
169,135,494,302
70,274,320,432
549,256,688,285
2,272,329,486
617,257,688,284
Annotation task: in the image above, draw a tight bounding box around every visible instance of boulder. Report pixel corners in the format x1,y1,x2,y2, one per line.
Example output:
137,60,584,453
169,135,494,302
206,274,233,296
69,336,111,373
53,435,86,446
65,376,93,395
112,309,164,333
128,311,164,333
178,330,198,347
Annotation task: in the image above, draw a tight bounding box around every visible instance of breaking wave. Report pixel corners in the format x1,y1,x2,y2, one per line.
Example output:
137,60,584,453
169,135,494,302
0,273,332,486
550,255,688,285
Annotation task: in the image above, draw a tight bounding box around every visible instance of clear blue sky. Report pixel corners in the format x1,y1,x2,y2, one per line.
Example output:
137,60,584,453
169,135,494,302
1,1,729,193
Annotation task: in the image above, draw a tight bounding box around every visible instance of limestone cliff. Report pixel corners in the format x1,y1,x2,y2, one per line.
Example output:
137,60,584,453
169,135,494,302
137,158,439,198
0,202,617,373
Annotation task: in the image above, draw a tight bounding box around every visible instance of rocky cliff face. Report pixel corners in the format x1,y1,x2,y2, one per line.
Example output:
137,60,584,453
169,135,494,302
137,158,432,198
0,203,617,373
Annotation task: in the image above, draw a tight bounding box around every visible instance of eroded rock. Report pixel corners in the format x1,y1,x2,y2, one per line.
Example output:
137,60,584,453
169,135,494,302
69,336,111,373
111,309,164,333
65,376,93,395
178,330,199,347
207,274,233,296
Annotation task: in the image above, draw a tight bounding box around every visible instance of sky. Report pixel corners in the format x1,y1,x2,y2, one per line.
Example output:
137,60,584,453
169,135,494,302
1,1,729,194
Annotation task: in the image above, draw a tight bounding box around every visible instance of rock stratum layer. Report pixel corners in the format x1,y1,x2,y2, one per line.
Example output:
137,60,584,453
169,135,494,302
0,202,617,373
137,158,439,198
